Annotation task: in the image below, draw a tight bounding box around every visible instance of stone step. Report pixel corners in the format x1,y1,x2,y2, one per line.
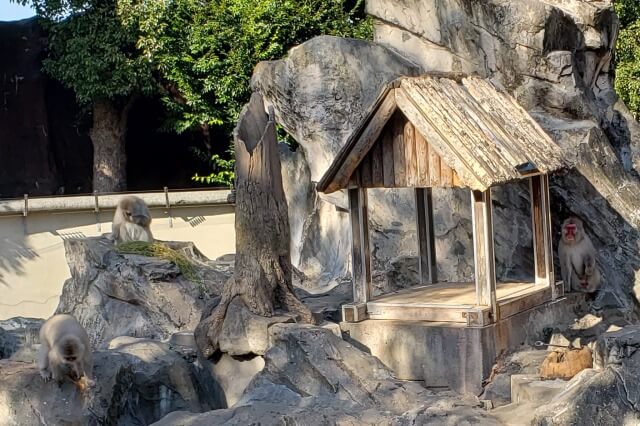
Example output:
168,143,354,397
510,374,567,404
491,401,539,426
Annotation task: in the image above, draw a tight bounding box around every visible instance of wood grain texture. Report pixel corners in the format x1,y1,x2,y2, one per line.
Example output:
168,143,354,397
392,112,407,186
415,129,429,186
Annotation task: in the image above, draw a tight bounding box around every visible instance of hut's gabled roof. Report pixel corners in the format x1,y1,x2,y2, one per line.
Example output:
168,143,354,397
317,74,565,193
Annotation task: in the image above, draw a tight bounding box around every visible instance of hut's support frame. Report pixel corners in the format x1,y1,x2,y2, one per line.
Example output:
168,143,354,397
343,174,561,327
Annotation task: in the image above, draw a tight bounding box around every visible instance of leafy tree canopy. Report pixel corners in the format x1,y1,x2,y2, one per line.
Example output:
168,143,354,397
18,0,156,105
16,0,372,186
118,0,371,134
119,0,371,185
615,0,640,118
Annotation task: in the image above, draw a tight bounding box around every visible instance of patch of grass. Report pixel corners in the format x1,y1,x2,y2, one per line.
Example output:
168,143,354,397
116,241,200,283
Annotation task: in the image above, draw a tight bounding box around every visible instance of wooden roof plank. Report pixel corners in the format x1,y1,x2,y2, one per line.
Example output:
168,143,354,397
438,78,529,170
396,84,490,190
411,78,511,180
317,74,565,194
320,87,397,193
462,77,564,173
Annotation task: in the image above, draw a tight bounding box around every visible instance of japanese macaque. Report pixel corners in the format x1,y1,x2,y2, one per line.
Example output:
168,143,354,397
112,196,153,244
558,217,600,293
38,314,94,387
578,253,601,293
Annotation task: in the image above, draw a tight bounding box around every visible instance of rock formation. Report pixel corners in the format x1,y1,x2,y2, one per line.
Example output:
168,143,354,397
153,324,500,426
57,237,231,347
0,337,223,425
255,0,640,313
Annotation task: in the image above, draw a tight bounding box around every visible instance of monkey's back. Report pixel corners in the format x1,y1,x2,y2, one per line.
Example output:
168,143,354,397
40,314,89,346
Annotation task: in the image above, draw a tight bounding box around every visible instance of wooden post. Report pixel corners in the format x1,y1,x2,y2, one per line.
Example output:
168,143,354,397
344,187,371,322
194,93,313,357
542,174,560,299
530,175,546,285
530,175,560,297
415,188,437,284
471,189,498,322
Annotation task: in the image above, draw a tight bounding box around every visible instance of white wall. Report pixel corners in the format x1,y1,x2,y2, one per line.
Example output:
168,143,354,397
0,192,235,320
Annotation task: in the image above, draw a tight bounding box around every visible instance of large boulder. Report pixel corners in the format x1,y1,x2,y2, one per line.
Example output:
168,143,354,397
532,326,640,424
57,237,231,348
153,324,501,425
0,338,223,425
258,36,421,291
256,1,640,311
368,0,640,311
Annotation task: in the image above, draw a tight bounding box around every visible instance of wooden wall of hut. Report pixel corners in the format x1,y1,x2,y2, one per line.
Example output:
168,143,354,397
349,111,462,189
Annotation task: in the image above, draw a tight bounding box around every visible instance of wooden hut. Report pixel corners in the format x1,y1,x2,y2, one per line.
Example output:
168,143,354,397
317,74,566,328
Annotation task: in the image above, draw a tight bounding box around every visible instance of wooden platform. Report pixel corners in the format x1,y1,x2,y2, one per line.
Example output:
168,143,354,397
366,281,552,325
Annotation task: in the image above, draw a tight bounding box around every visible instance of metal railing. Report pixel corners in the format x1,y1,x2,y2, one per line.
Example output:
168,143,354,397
0,187,234,217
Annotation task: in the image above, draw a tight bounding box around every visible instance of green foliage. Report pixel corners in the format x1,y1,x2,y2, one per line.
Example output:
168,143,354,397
17,0,372,184
192,154,236,186
18,0,155,105
119,0,372,134
615,0,640,118
119,0,371,184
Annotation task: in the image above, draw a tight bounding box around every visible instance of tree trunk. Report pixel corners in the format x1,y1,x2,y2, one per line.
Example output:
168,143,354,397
90,99,129,192
195,92,313,358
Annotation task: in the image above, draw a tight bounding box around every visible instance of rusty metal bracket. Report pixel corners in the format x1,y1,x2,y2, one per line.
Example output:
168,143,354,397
164,186,173,228
94,191,101,232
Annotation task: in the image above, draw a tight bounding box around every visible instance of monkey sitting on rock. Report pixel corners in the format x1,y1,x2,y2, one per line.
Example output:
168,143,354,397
112,195,153,244
558,217,601,293
38,314,94,388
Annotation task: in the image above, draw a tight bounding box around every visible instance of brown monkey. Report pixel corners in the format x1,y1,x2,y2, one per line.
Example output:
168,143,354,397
558,217,598,293
112,196,153,244
577,253,601,293
38,314,94,387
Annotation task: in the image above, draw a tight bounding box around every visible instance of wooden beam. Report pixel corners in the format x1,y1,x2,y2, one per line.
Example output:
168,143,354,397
415,188,437,284
542,174,560,299
392,112,407,186
530,175,546,284
471,189,498,322
367,302,486,324
371,137,384,187
415,129,429,186
498,287,552,320
349,188,372,304
428,144,441,187
360,152,373,187
404,121,418,186
323,91,397,193
381,124,395,187
342,303,367,323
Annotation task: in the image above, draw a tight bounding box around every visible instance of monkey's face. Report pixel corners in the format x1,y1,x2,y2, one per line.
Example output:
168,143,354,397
562,220,583,244
125,210,151,227
62,355,82,381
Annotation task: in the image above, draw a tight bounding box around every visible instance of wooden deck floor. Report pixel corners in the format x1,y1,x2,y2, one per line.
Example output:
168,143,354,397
366,281,552,324
372,281,541,307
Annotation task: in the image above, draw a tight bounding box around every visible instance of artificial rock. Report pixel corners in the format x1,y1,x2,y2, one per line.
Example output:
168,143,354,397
255,0,640,313
57,237,231,348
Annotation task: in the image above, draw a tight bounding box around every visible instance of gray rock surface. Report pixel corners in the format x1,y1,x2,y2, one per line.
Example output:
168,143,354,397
213,298,295,356
257,36,421,291
257,1,640,314
0,338,223,425
368,0,640,311
153,324,500,425
57,237,231,348
0,317,42,361
203,353,265,408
